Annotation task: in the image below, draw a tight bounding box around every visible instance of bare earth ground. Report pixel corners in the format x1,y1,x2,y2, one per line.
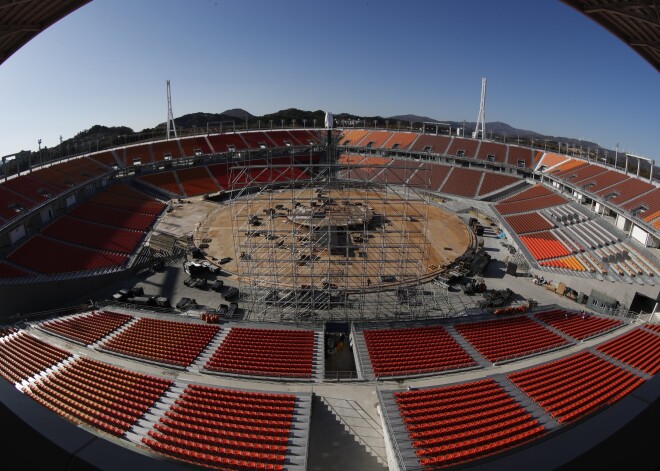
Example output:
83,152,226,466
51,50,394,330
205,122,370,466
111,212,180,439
197,188,470,288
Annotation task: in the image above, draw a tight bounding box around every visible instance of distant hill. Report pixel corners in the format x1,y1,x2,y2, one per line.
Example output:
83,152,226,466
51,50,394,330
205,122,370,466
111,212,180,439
388,114,441,124
13,106,652,180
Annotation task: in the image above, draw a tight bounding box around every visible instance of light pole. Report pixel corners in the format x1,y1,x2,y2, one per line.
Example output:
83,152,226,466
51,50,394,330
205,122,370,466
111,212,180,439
313,119,316,128
303,119,306,129
36,138,41,171
615,143,619,169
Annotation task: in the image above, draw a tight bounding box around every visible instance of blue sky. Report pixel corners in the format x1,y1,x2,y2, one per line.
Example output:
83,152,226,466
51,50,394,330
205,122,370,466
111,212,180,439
0,0,657,160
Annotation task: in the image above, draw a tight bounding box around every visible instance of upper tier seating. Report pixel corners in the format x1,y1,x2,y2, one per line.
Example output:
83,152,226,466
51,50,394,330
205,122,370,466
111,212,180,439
287,130,321,146
88,150,119,167
596,178,656,206
205,327,316,378
264,130,298,147
507,146,533,168
446,137,479,159
409,134,452,154
178,137,212,157
476,142,507,163
556,163,608,183
621,187,660,222
547,159,589,177
29,158,110,188
384,132,419,150
207,134,249,152
142,384,298,471
455,315,569,363
149,140,182,162
534,309,622,341
535,153,568,171
0,186,38,222
363,325,476,377
507,351,644,423
1,174,63,203
39,311,134,345
393,378,545,468
339,129,370,146
576,169,629,193
99,317,219,367
359,130,393,149
240,131,275,149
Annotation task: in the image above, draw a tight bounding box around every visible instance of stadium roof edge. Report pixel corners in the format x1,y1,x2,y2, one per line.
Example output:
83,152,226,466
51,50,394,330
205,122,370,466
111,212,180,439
561,0,660,72
1,2,658,72
0,0,90,67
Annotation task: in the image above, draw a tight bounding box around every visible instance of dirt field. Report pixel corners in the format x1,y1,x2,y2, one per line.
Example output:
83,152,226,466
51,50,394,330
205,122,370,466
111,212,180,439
198,188,470,289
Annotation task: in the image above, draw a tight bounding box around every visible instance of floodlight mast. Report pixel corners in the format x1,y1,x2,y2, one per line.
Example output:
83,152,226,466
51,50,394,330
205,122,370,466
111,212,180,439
166,80,178,140
473,77,487,139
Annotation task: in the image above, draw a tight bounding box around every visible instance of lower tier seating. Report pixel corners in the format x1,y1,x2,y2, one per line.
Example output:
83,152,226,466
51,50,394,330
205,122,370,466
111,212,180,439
394,378,545,468
204,327,316,378
508,351,645,423
596,327,660,375
363,326,476,377
455,315,569,363
534,309,622,341
142,383,298,471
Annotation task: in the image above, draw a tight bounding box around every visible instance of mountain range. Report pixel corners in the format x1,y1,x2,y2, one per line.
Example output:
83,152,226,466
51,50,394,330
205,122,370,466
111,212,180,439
8,108,656,179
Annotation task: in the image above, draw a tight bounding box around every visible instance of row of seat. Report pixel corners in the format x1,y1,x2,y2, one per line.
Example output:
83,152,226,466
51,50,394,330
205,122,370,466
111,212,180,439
535,309,622,341
0,333,71,383
519,231,572,261
39,311,134,345
539,256,587,271
597,327,660,375
455,316,569,363
100,317,219,367
508,351,645,423
364,325,476,377
505,212,555,234
394,378,544,468
204,327,316,378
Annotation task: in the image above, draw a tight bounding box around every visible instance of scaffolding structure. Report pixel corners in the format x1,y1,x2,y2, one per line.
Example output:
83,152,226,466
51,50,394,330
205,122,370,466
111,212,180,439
229,158,434,323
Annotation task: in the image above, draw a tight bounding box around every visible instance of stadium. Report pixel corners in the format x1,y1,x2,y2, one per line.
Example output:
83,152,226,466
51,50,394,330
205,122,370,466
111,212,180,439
0,1,659,470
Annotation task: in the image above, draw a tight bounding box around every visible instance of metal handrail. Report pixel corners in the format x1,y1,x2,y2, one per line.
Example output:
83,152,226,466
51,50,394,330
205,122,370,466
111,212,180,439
374,380,407,471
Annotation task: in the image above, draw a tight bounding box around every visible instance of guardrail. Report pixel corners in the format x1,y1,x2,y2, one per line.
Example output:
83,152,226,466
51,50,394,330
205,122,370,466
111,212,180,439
375,381,408,471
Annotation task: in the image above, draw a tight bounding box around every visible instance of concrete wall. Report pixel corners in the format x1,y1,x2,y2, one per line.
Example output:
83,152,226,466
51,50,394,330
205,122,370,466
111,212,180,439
0,269,131,319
